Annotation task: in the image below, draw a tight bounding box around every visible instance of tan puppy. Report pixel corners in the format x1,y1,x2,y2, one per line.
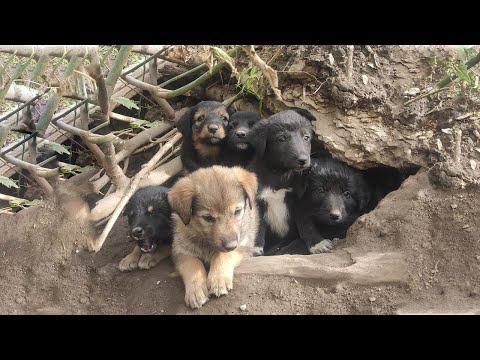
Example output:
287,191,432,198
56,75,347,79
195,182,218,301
168,165,259,309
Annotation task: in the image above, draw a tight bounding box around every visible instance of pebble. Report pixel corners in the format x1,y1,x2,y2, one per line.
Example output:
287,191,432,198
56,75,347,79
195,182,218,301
160,309,164,313
156,281,161,285
239,304,247,311
369,296,376,302
463,225,471,229
450,204,458,209
75,249,80,254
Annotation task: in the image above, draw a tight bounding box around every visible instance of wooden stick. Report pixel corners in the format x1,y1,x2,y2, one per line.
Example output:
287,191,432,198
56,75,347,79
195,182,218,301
88,132,182,252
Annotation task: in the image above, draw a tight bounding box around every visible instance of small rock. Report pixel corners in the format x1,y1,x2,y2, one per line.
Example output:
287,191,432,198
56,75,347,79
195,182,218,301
79,296,89,304
369,297,376,302
156,281,161,285
75,249,80,254
328,53,335,65
470,159,477,170
15,297,25,304
475,255,480,261
362,74,369,85
463,224,471,229
160,309,164,313
451,204,458,210
404,87,421,96
239,304,247,311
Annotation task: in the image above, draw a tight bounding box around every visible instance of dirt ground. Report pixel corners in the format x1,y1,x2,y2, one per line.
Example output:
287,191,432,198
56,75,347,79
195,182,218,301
1,169,479,315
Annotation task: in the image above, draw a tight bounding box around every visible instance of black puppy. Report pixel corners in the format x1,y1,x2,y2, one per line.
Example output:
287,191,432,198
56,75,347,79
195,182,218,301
247,108,315,255
222,111,262,168
176,101,233,173
118,186,173,271
274,157,372,255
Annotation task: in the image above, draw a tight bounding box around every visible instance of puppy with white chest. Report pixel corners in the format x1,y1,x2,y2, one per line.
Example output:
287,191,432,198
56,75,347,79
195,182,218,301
167,165,259,309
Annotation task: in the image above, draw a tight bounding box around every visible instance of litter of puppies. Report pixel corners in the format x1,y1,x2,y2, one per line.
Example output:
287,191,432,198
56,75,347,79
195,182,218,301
119,101,404,309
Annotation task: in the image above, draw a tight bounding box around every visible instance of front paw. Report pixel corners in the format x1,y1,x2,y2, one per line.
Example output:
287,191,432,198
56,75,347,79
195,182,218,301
207,271,233,297
138,254,160,270
185,281,210,309
119,253,140,272
309,239,334,254
252,246,264,257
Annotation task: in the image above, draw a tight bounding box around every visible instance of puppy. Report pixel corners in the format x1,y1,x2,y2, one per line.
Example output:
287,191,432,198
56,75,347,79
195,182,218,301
168,166,259,309
274,157,372,255
119,186,172,271
176,101,233,173
222,111,262,168
247,108,315,255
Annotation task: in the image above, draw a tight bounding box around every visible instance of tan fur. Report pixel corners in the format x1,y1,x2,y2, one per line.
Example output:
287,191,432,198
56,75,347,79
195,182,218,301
168,166,259,309
175,254,209,309
192,131,221,158
118,244,170,272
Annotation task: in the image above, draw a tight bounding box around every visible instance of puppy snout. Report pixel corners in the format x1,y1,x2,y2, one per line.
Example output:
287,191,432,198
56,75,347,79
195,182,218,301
208,124,219,134
236,130,247,138
221,238,238,251
132,227,144,237
329,210,342,221
297,156,308,166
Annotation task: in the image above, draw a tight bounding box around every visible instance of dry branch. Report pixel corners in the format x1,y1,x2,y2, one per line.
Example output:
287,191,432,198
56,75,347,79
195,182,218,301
5,84,38,102
0,46,97,59
88,132,183,252
241,45,282,100
1,153,54,196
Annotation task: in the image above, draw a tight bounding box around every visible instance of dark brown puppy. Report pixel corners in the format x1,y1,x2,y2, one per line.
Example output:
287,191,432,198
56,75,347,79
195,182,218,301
176,101,233,173
168,166,259,309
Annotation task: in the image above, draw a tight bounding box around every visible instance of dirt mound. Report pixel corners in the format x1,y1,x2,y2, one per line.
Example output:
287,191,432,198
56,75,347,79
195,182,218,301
1,170,479,314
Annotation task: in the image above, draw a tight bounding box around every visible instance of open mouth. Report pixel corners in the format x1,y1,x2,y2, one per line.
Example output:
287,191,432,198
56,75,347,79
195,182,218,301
134,237,157,253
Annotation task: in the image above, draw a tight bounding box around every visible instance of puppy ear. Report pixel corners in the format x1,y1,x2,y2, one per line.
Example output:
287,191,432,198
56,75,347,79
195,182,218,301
167,177,195,225
175,107,194,137
226,104,237,116
232,167,258,210
292,107,316,122
247,119,268,159
292,171,309,199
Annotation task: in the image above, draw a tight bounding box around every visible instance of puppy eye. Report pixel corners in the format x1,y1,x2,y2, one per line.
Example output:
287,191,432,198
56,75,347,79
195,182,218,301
277,135,287,142
234,208,242,216
248,121,255,127
343,191,351,199
222,116,228,121
304,135,310,141
229,123,236,130
202,214,215,223
196,115,205,122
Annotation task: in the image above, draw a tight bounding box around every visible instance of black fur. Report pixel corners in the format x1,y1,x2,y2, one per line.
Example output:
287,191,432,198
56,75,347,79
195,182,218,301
124,186,172,253
247,109,314,254
274,157,372,255
222,111,262,168
176,101,234,172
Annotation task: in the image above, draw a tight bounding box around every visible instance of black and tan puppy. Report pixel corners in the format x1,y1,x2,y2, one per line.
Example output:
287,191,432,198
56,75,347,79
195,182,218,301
168,166,259,309
222,111,262,168
247,108,314,255
119,186,172,271
273,157,372,255
176,101,233,173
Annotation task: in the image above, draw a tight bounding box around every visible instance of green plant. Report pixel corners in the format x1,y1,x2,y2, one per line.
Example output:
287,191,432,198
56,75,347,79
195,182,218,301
237,66,266,113
0,175,19,189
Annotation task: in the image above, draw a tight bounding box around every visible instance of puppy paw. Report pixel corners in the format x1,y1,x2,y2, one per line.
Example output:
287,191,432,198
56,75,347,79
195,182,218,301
185,281,210,309
207,272,233,297
309,239,334,254
118,253,140,272
252,246,264,257
138,254,160,270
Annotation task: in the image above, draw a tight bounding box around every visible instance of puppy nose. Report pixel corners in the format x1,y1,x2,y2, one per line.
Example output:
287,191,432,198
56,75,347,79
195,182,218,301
132,227,144,237
329,210,341,221
236,130,246,138
208,124,219,134
223,241,238,251
297,156,308,166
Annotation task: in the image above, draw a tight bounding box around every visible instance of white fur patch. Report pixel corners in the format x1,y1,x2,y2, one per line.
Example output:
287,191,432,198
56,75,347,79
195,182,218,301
236,143,249,150
259,187,292,238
